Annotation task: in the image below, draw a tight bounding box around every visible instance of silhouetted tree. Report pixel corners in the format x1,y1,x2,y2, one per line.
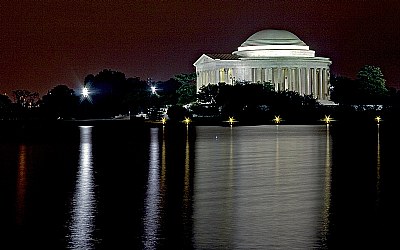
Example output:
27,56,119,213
122,77,150,113
330,75,359,104
331,66,389,105
167,105,189,122
156,78,181,105
0,94,12,119
41,85,79,119
83,69,146,117
0,94,11,108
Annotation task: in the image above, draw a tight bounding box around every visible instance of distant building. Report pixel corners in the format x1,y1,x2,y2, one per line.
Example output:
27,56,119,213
194,29,332,102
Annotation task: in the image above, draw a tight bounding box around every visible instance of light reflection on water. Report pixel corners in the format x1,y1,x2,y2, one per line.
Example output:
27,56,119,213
376,124,381,204
320,124,332,248
67,126,98,249
16,144,28,225
193,125,332,249
4,123,393,249
183,127,191,225
143,127,163,249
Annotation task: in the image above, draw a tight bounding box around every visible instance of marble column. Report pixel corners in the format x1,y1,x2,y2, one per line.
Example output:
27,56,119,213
312,68,317,98
325,68,330,99
268,68,273,83
297,68,302,95
273,68,278,91
261,68,265,83
319,68,323,99
305,68,310,95
257,68,262,83
290,68,295,91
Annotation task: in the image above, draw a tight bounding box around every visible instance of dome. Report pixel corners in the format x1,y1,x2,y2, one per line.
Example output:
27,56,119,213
233,29,314,58
241,29,307,47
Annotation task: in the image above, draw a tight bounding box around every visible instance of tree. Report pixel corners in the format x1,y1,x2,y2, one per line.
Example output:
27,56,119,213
177,83,196,105
330,66,389,105
0,94,12,119
330,75,360,104
0,94,11,108
174,73,196,86
197,84,219,104
41,85,79,119
356,65,388,101
156,78,182,105
167,105,189,122
83,69,142,117
122,77,150,113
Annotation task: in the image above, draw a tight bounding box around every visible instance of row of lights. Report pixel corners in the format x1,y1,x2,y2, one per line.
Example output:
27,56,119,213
160,115,383,126
274,115,382,125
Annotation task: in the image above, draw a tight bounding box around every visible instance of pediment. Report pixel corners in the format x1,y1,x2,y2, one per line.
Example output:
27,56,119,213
193,54,215,66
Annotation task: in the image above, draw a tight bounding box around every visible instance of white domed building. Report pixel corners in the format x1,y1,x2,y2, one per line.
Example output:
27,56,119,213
194,29,332,102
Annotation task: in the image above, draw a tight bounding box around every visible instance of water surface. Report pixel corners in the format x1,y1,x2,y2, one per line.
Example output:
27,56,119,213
0,123,397,249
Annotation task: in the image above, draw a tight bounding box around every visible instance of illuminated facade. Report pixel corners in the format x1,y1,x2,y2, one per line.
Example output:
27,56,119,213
193,29,332,101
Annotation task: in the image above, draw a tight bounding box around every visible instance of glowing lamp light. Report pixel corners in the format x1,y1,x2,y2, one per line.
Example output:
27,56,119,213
161,117,167,125
273,115,281,124
151,86,157,95
82,86,89,98
323,115,333,124
375,116,382,124
228,117,235,126
183,117,191,126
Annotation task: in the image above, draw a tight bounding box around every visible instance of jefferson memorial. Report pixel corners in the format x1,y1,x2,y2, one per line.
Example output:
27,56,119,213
194,29,332,101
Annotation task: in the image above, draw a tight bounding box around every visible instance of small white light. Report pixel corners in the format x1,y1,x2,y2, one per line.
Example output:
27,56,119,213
151,86,156,94
82,87,89,98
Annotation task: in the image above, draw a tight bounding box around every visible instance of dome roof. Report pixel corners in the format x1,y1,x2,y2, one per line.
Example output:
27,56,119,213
232,29,314,58
241,29,307,47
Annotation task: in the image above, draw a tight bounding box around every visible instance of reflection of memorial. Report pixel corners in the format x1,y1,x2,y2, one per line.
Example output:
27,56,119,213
183,128,190,212
376,125,381,204
194,29,332,102
320,126,332,245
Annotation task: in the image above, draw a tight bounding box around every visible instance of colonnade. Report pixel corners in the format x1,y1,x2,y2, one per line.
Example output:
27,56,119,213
197,66,330,100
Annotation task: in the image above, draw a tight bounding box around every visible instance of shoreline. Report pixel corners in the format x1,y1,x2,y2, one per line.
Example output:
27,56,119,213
0,116,394,128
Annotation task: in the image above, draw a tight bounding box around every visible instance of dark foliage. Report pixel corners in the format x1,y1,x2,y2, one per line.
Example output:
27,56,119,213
41,85,79,119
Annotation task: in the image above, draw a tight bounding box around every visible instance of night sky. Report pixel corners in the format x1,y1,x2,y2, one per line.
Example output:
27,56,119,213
1,0,399,96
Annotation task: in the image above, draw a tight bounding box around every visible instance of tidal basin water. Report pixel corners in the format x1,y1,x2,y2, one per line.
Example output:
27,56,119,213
0,123,398,249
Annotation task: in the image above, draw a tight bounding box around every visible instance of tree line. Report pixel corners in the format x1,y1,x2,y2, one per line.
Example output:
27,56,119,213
0,69,197,120
1,65,400,123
